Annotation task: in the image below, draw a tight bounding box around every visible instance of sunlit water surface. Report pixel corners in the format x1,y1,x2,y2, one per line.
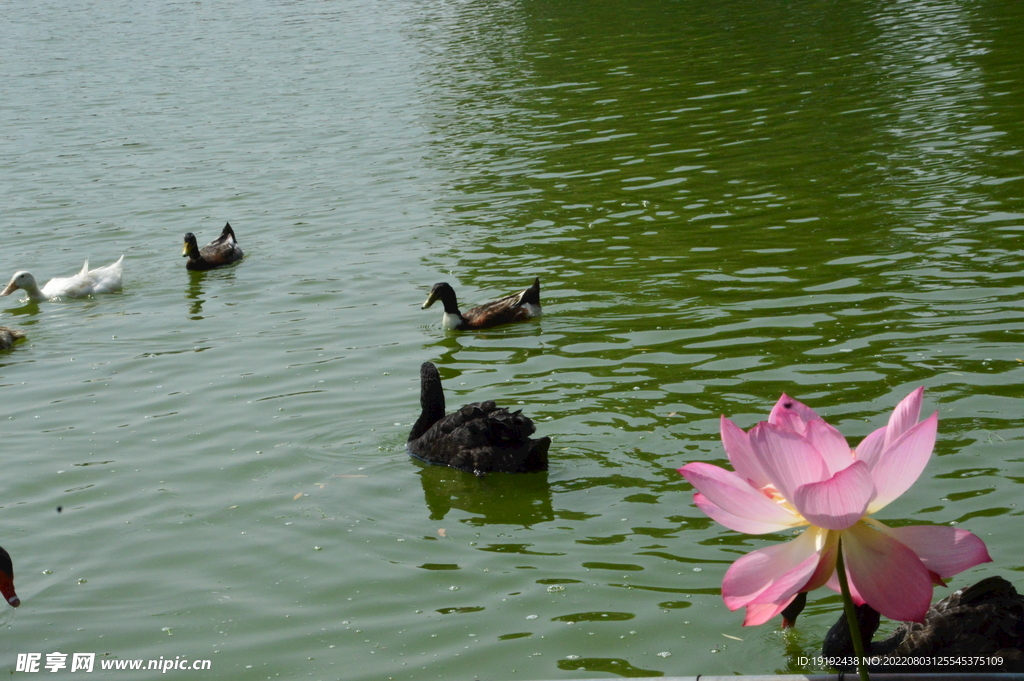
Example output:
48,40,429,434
3,0,1024,678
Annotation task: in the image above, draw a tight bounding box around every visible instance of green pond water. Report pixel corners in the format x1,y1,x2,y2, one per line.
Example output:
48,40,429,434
3,0,1024,678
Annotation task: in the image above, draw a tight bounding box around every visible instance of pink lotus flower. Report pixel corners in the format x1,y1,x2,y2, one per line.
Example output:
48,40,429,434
678,388,991,626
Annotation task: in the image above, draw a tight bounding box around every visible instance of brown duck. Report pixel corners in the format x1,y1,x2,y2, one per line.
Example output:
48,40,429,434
422,278,541,330
182,223,244,270
0,327,25,351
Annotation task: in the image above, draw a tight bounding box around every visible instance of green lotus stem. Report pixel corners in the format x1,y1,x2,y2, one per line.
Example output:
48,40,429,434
836,540,870,681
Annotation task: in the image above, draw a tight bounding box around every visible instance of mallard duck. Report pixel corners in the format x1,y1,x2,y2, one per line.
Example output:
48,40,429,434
422,278,541,330
407,362,550,476
819,576,1024,672
1,256,124,302
182,222,244,270
0,327,26,350
0,546,19,607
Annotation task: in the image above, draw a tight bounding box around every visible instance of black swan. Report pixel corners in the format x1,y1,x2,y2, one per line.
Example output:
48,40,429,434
817,576,1024,673
421,278,541,330
183,222,244,270
407,362,550,476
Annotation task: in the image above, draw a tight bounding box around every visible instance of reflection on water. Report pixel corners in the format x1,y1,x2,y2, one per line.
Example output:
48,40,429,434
557,656,664,678
186,271,205,319
415,464,553,525
1,301,41,320
426,325,550,377
185,268,238,320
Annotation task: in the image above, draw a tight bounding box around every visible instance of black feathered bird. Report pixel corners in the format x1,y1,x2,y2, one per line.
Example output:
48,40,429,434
407,362,550,476
818,576,1024,673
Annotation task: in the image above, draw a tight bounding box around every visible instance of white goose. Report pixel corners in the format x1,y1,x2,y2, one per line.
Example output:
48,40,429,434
1,256,124,302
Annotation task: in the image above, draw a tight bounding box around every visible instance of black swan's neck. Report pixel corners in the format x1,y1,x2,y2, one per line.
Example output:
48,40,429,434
823,603,884,659
780,591,807,628
408,362,446,442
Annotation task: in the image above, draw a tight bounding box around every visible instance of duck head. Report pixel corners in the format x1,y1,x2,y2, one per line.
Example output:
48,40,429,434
182,233,201,260
1,271,43,301
422,283,459,314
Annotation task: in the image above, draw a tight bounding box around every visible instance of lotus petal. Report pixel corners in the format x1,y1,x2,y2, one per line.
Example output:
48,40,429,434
826,566,866,605
854,424,887,468
866,413,938,513
722,529,821,612
678,462,799,531
882,524,992,578
768,394,821,434
749,423,829,502
801,529,840,592
842,521,933,623
743,599,796,627
721,417,771,488
693,494,799,535
883,386,924,450
803,418,854,476
792,461,876,530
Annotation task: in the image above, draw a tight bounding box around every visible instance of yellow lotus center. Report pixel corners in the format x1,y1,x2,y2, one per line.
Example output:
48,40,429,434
760,483,801,518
